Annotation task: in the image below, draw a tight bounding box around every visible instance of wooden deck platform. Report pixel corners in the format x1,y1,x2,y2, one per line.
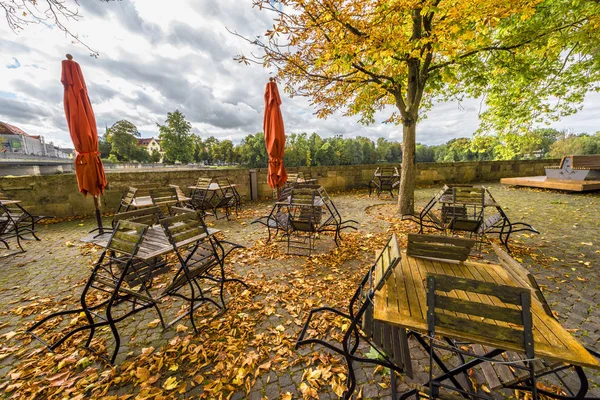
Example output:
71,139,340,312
501,176,600,192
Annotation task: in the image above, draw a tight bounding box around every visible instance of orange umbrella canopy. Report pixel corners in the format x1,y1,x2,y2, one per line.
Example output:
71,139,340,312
263,80,288,189
61,57,107,197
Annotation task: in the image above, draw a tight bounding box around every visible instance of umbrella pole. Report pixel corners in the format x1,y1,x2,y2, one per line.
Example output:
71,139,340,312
93,196,105,235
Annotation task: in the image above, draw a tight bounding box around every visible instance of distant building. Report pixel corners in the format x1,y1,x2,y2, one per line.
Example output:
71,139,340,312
137,137,164,162
0,121,72,159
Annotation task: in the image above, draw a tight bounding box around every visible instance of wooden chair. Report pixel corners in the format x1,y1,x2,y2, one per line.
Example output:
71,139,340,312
316,187,358,245
28,220,167,364
115,187,138,214
111,206,162,230
251,205,291,243
212,181,236,220
168,184,193,208
0,188,49,241
287,189,321,255
368,167,381,196
296,234,412,399
215,177,244,213
149,187,182,216
402,186,450,233
0,203,25,256
378,167,400,197
190,177,216,217
406,234,475,262
160,211,224,332
464,243,597,399
444,187,485,252
425,273,537,399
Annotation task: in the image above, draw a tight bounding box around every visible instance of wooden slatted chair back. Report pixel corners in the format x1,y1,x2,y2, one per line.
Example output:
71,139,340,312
215,177,233,193
161,210,210,249
426,273,534,357
407,234,475,261
150,187,179,212
317,187,341,223
303,171,313,181
112,206,161,228
168,185,188,201
287,173,300,183
107,220,147,256
122,187,137,206
132,183,161,198
380,166,396,177
289,189,319,232
452,186,485,204
195,177,214,190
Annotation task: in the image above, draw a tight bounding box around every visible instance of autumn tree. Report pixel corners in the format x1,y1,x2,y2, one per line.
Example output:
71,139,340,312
237,0,600,214
158,110,194,164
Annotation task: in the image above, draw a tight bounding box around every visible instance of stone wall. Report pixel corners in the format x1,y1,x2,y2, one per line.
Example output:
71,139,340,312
0,159,557,217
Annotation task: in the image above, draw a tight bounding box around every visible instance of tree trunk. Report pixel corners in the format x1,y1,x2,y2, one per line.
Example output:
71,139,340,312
398,121,416,215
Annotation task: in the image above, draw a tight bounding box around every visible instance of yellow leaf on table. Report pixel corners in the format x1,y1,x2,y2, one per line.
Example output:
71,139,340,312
163,376,179,390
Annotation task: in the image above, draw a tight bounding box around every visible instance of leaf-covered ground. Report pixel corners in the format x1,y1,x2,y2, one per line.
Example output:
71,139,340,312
0,184,598,399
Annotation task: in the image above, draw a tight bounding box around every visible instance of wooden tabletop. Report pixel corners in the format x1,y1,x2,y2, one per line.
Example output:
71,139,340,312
373,254,600,369
188,183,236,191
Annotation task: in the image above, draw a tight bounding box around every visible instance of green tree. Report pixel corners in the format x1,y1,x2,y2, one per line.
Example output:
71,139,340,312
550,132,600,157
106,120,140,162
240,0,600,214
238,133,268,168
157,110,194,164
98,131,112,159
415,143,435,163
150,149,162,163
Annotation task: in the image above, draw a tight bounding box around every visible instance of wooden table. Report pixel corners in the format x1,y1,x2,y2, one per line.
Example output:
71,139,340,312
373,254,600,369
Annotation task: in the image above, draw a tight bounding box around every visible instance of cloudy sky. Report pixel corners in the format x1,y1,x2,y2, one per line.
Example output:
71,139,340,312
0,0,598,149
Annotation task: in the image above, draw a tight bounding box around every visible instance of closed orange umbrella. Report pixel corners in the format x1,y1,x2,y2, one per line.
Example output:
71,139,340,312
61,54,107,232
263,79,287,189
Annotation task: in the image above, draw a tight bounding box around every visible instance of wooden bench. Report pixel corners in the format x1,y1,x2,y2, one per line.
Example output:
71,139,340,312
545,155,600,180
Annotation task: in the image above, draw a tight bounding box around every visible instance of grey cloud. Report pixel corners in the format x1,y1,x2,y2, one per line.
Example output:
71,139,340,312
12,80,62,104
79,0,162,43
87,83,121,103
168,22,231,62
0,97,53,123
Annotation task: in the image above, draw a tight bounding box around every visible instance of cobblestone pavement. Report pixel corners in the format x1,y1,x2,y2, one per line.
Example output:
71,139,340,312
0,183,598,399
